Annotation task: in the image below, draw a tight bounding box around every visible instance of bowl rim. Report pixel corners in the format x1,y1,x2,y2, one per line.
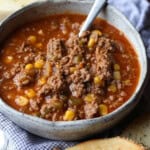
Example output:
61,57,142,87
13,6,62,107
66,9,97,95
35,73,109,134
0,0,148,126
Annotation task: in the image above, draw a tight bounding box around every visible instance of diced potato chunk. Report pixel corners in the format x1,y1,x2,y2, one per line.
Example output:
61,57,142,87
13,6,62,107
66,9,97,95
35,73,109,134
4,56,13,64
108,84,117,93
114,64,120,71
15,96,29,107
34,59,44,69
25,89,36,98
84,94,95,103
113,71,121,80
99,104,108,116
63,110,75,121
25,63,34,71
27,35,37,44
88,38,95,48
94,76,102,85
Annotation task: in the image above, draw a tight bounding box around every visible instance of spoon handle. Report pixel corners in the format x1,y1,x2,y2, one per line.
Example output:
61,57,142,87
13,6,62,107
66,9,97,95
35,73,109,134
79,0,107,37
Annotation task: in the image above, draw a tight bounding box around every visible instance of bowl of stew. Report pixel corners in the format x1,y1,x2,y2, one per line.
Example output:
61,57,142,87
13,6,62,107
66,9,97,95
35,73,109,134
0,0,147,140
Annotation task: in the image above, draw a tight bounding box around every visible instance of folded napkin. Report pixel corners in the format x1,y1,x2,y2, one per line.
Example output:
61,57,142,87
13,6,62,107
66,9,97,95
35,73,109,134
0,0,150,149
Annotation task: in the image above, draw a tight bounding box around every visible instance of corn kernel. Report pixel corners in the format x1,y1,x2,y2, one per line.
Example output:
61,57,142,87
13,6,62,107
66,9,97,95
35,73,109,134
94,76,102,85
34,59,44,69
63,110,75,121
114,64,120,71
70,67,77,73
92,30,102,36
84,94,95,103
99,104,108,116
88,38,95,48
27,35,37,44
124,79,131,86
113,71,121,80
15,96,29,106
108,84,117,93
4,56,13,64
25,89,36,98
25,64,34,71
38,77,47,85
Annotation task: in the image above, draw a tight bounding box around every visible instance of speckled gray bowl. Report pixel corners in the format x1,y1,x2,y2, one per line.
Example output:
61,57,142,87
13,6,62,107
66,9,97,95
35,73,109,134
0,0,147,141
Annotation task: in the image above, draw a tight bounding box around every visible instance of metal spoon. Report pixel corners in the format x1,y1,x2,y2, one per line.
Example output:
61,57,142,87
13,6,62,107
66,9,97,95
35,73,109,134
79,0,107,37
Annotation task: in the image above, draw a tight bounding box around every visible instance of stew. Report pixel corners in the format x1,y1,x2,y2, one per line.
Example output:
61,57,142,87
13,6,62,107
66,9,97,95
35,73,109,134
0,14,140,121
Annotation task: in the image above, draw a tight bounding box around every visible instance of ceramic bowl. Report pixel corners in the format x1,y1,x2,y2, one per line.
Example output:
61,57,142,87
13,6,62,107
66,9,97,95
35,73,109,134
0,0,147,141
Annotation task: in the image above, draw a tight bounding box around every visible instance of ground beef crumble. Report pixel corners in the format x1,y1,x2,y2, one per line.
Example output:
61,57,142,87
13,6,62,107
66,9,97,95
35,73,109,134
10,30,116,120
